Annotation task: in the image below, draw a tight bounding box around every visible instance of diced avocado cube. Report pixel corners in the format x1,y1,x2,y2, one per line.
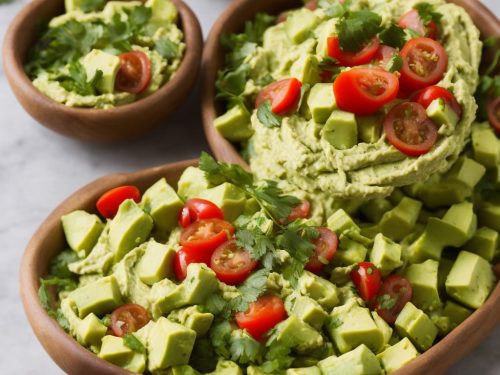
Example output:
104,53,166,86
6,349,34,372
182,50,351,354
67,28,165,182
416,179,471,209
488,164,500,188
177,167,212,200
183,263,219,305
65,0,83,12
371,311,393,348
426,98,459,128
77,313,107,347
141,178,184,233
99,335,134,367
291,54,321,85
125,351,147,373
395,302,437,352
357,115,383,144
148,317,196,372
427,202,477,247
445,251,495,309
147,0,178,23
243,197,261,215
109,200,153,262
285,8,319,44
376,338,419,374
198,183,247,222
360,199,393,223
291,295,327,330
137,239,176,285
369,234,402,276
317,345,382,375
441,300,472,332
327,300,384,354
102,1,141,18
407,230,443,264
379,197,422,241
334,238,367,266
214,104,253,142
299,271,339,310
404,260,441,312
307,83,337,123
247,366,267,375
70,275,122,318
472,124,500,167
273,315,324,354
444,156,486,190
314,18,337,57
463,226,498,261
211,360,243,375
81,49,120,94
168,305,214,337
327,209,360,234
150,278,184,318
478,200,500,231
168,365,200,375
322,110,358,150
61,210,104,256
286,366,321,375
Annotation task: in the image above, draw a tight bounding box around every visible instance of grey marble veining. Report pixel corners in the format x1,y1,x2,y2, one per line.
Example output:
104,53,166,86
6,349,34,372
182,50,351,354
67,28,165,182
0,0,498,373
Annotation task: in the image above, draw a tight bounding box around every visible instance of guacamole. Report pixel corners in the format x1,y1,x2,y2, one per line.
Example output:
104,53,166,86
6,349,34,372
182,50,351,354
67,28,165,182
25,0,185,109
213,0,482,211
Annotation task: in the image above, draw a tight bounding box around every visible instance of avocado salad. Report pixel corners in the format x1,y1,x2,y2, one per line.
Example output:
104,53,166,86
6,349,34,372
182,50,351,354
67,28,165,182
39,146,498,374
25,0,185,108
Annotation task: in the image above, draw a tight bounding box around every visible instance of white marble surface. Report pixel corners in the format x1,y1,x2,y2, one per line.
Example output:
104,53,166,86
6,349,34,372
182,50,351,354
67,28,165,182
0,0,498,373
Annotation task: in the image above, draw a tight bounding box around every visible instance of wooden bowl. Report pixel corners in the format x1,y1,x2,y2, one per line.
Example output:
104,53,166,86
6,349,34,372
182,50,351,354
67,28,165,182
201,0,500,168
3,0,203,142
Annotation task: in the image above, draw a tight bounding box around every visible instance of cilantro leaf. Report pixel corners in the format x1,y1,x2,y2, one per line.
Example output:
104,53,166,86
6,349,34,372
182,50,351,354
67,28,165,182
58,61,103,96
386,53,403,73
414,2,442,26
337,10,382,52
377,293,397,310
230,332,263,364
243,13,276,44
123,334,146,354
379,24,406,49
209,321,233,358
231,269,270,313
79,0,106,13
49,250,78,279
155,37,178,59
215,64,250,107
255,74,274,87
38,277,77,313
257,101,282,128
128,5,152,29
236,227,275,261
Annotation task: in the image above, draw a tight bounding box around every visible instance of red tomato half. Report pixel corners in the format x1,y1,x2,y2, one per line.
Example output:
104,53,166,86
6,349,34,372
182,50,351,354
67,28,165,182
115,51,151,94
210,240,258,285
255,78,302,115
384,102,438,157
235,295,287,341
333,68,399,115
375,275,413,324
398,9,438,39
173,246,213,281
287,200,311,222
400,37,448,91
179,198,224,228
304,0,318,10
180,219,234,253
96,185,141,219
350,262,382,302
305,227,338,274
375,45,398,69
487,97,500,132
110,304,150,337
328,37,380,67
412,85,461,117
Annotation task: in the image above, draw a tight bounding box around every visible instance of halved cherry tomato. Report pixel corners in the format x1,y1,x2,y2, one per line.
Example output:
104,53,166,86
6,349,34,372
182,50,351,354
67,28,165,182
400,37,448,91
304,0,318,10
333,68,399,115
210,240,258,285
305,227,338,274
350,262,382,302
320,70,334,83
287,200,311,222
412,85,461,117
384,102,438,157
375,45,398,69
115,51,151,94
180,218,234,253
235,295,287,341
398,9,438,39
110,304,150,337
374,275,413,324
96,185,141,219
328,37,380,67
179,198,224,228
173,246,212,281
255,78,302,115
487,97,500,132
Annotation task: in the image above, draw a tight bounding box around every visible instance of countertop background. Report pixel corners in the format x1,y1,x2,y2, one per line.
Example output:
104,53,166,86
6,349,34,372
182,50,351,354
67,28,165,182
0,0,498,373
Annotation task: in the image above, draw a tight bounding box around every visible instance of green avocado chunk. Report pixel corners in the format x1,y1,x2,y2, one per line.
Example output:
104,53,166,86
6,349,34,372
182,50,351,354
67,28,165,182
148,0,178,23
99,335,147,373
209,360,243,375
77,313,108,347
395,302,437,352
198,183,247,222
322,110,358,150
307,83,337,123
327,209,360,234
291,54,321,85
334,238,368,266
62,210,104,257
290,295,328,330
167,365,200,375
404,259,442,312
371,311,393,348
472,123,500,167
445,156,486,190
299,271,339,310
177,167,213,200
478,199,500,231
272,315,324,354
286,366,321,375
137,239,176,285
441,301,472,332
168,305,214,337
285,8,319,44
360,198,393,223
376,337,419,374
81,49,121,94
369,234,402,277
357,115,383,144
214,104,253,142
317,344,382,375
463,226,498,261
69,275,122,318
426,98,459,128
379,197,422,241
445,251,495,309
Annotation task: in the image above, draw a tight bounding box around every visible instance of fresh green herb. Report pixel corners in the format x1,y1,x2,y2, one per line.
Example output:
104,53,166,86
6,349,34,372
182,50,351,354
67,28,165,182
231,269,270,312
320,0,351,18
255,74,274,87
386,53,403,73
475,37,500,120
414,2,442,26
58,61,103,96
236,227,275,261
377,294,397,310
123,334,146,354
297,83,311,112
230,332,263,364
215,64,250,107
243,13,276,45
337,10,382,52
379,24,407,49
100,315,111,327
128,5,153,29
257,101,282,128
155,37,178,59
209,321,233,358
259,328,294,372
79,0,106,13
367,266,373,275
38,277,77,315
328,316,344,329
49,250,79,279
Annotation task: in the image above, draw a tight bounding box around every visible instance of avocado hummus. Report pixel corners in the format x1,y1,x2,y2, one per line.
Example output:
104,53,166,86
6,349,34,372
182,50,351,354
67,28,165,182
25,0,185,109
214,0,482,211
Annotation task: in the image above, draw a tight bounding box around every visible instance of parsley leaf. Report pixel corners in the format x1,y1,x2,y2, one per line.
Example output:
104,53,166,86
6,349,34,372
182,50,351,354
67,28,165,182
379,24,407,49
58,61,103,96
414,2,442,26
155,37,178,59
257,101,282,128
386,53,403,73
123,334,146,354
337,10,382,52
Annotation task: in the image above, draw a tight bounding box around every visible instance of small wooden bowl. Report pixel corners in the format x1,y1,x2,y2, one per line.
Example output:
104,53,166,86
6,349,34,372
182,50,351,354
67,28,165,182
3,0,203,142
201,0,500,168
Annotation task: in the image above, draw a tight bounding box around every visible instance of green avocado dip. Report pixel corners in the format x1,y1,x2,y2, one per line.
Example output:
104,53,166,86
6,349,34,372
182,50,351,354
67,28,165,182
213,0,483,213
25,0,185,109
39,149,497,374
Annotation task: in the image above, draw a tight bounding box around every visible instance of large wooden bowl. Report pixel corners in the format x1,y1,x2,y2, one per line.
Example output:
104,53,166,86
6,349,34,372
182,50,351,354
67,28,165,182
201,0,500,168
3,0,203,142
20,158,500,375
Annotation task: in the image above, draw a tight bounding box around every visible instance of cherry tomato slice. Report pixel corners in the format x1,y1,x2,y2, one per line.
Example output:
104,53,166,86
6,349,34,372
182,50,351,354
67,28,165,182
400,37,448,91
287,199,311,222
333,68,399,116
375,45,398,69
374,275,413,324
173,246,213,281
350,262,382,302
110,304,150,337
210,240,258,285
487,97,500,132
398,9,438,39
305,227,338,274
412,85,461,117
384,102,438,157
255,78,302,115
180,218,234,253
115,51,151,94
179,198,224,228
235,295,287,341
304,0,318,10
96,185,141,219
328,37,380,67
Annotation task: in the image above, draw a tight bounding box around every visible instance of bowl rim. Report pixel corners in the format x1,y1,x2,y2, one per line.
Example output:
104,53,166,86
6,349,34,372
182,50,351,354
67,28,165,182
2,0,202,117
